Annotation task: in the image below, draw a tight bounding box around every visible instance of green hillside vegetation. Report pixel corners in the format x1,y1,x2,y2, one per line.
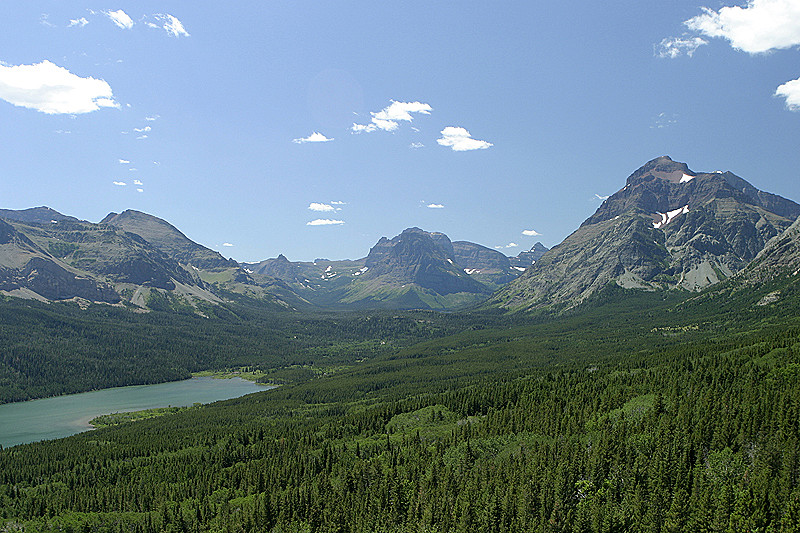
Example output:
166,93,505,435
0,296,497,403
2,274,800,531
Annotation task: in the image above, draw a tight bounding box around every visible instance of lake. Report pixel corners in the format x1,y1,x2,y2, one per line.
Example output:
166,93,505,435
0,376,270,448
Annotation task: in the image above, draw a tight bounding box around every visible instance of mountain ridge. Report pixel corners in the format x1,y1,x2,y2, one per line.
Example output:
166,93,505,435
489,156,800,311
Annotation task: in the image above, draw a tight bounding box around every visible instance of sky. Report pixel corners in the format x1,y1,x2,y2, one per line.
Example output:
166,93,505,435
1,1,799,262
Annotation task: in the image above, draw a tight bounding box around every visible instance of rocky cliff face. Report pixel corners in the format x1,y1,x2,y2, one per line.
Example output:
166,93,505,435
0,219,120,303
489,156,800,311
453,241,511,271
736,215,800,286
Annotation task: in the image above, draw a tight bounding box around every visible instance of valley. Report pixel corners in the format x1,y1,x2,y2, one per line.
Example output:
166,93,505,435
1,156,800,531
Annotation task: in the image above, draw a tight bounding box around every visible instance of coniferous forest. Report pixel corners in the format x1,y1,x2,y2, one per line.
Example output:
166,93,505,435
1,275,799,532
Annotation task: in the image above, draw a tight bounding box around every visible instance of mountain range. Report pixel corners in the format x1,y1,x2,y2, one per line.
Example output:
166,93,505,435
2,156,798,313
489,156,800,310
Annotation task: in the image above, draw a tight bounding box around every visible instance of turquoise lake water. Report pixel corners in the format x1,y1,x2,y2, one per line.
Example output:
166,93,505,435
0,377,270,448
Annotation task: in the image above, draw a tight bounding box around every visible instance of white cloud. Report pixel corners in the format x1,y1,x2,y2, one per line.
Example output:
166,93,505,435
118,159,130,164
522,229,541,236
105,9,133,30
685,0,800,54
0,60,118,114
69,17,89,28
505,243,519,248
222,242,234,247
351,100,432,133
309,202,335,212
595,194,610,201
133,179,143,186
145,115,159,121
330,201,346,205
437,126,493,151
427,203,445,209
652,112,678,129
136,188,144,193
776,77,800,110
134,126,151,133
410,142,424,149
136,135,148,140
153,14,190,37
113,181,127,186
655,36,707,58
307,219,345,226
351,123,377,133
40,14,55,27
293,132,333,144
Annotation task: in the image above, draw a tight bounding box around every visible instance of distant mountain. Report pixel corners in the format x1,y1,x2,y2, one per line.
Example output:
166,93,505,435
102,210,238,271
0,215,218,308
250,228,520,310
0,206,80,225
249,254,304,283
489,156,800,311
509,242,549,268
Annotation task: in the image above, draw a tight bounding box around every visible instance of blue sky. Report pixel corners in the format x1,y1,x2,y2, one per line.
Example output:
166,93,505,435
1,1,799,262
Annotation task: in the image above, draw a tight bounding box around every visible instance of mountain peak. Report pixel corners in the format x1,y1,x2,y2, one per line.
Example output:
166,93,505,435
491,157,800,310
628,155,694,185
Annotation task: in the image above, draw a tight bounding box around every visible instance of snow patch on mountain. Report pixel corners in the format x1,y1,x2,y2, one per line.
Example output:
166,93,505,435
653,205,689,229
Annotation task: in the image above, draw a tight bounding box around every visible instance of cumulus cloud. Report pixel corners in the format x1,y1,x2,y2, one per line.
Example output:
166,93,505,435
685,0,800,54
505,243,519,248
0,60,118,114
330,201,346,205
136,188,144,193
222,242,234,247
136,135,148,140
309,202,336,212
427,204,445,209
133,179,143,186
105,9,133,29
69,17,89,28
351,100,432,133
776,77,800,110
152,14,190,37
437,127,493,151
307,219,345,226
134,126,151,133
113,181,127,186
293,132,333,144
410,142,424,149
145,115,159,121
118,159,130,164
522,229,542,236
655,36,707,58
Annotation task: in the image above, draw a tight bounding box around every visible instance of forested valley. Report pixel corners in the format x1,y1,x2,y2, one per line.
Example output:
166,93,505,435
1,275,800,531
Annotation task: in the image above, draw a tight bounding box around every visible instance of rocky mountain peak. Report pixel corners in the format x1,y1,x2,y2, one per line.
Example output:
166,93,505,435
627,155,694,185
102,209,237,270
490,157,800,311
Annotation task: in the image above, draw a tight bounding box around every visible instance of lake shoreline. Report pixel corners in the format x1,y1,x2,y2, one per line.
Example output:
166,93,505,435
0,376,272,448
